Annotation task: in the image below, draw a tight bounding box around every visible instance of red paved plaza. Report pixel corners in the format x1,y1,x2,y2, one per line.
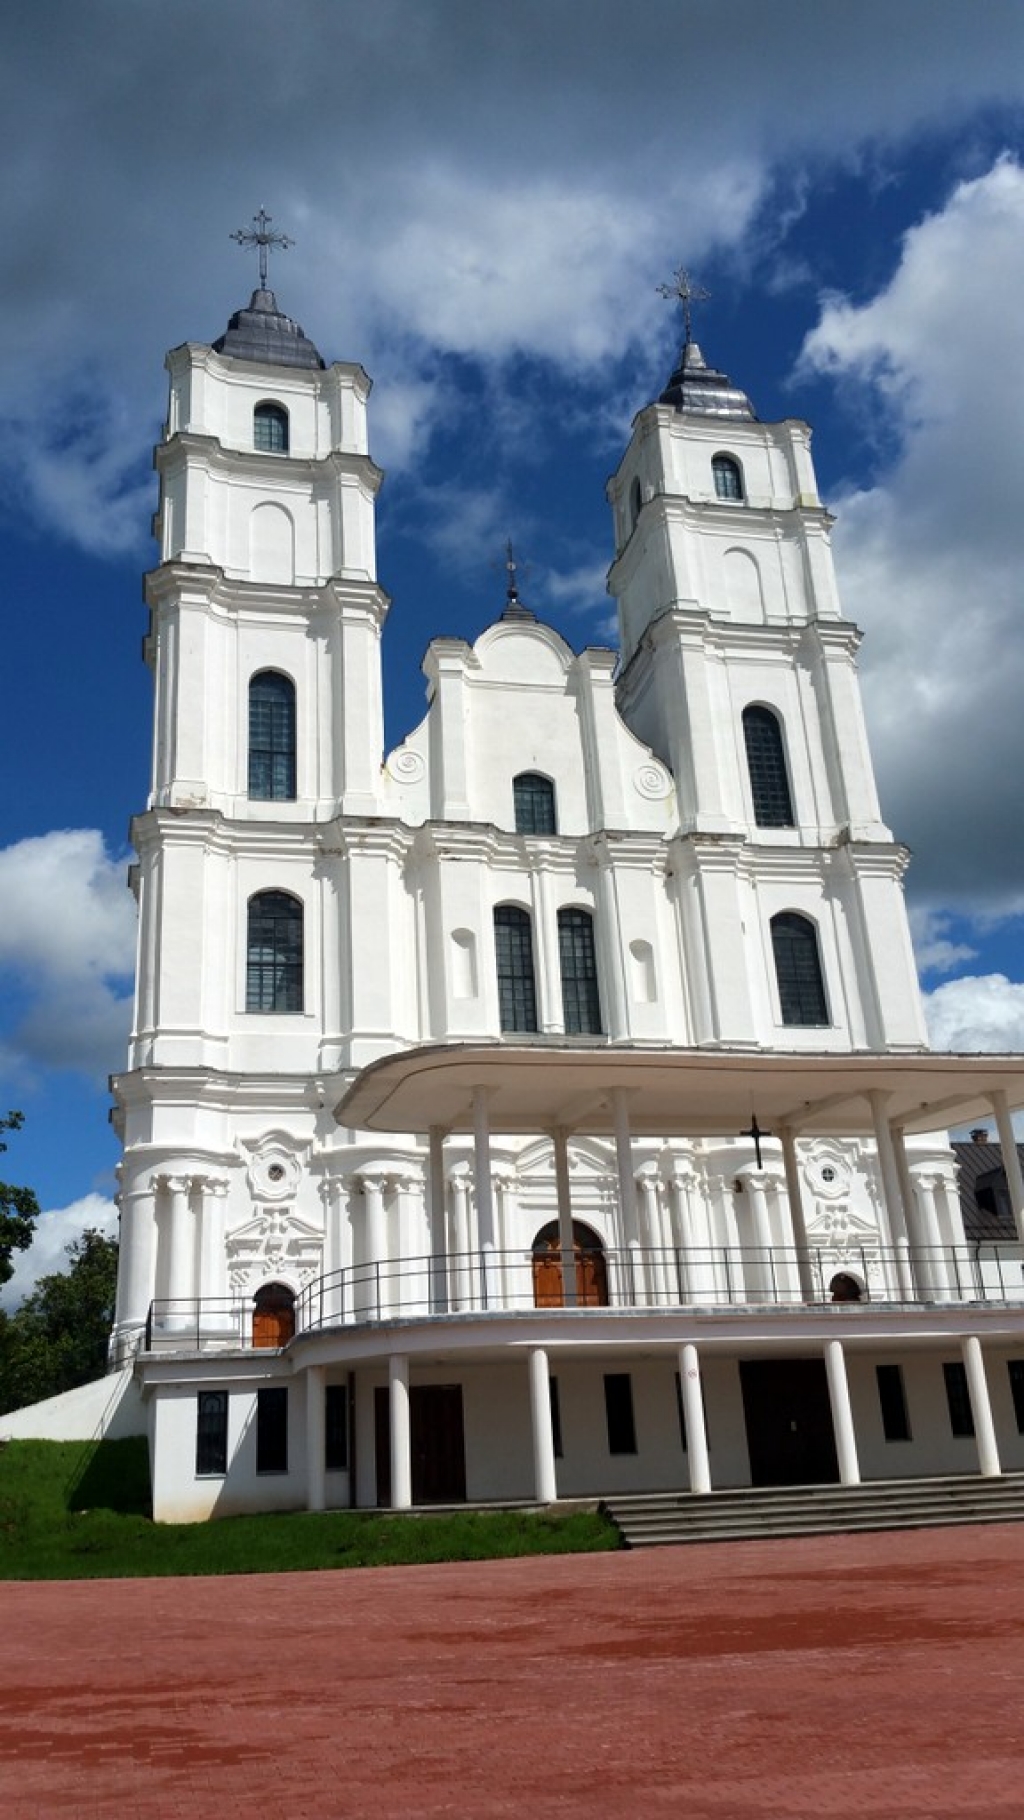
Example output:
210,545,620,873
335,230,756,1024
2,1522,1024,1819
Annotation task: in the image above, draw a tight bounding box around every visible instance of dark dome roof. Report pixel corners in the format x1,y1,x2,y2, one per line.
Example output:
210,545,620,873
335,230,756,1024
659,338,756,420
213,289,324,370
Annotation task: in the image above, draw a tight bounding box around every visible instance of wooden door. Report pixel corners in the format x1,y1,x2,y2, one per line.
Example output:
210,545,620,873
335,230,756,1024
740,1358,839,1487
252,1285,295,1348
532,1242,565,1307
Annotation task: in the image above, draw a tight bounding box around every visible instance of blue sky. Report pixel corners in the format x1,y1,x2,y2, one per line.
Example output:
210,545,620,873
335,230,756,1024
3,0,1024,1296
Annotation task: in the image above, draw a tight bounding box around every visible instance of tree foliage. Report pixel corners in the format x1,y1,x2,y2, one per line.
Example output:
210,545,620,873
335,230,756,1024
0,1111,39,1288
0,1229,119,1416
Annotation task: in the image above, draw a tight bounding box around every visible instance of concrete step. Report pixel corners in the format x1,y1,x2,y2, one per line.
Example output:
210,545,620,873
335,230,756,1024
603,1474,1024,1548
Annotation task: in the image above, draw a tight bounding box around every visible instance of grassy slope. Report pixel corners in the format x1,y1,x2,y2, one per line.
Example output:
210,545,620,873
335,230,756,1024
0,1438,620,1580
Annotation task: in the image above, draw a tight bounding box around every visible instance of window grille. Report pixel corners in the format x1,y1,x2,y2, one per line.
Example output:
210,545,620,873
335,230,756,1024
712,454,743,500
558,907,602,1035
743,706,794,827
513,772,557,835
770,913,828,1027
493,905,538,1032
196,1390,228,1476
254,402,289,453
249,671,296,800
246,891,303,1013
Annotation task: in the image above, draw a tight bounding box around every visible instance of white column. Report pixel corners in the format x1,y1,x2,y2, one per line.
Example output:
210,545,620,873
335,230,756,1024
528,1347,558,1503
196,1176,228,1300
320,1177,348,1324
666,1169,693,1303
389,1353,412,1509
449,1170,472,1310
637,1169,669,1303
868,1093,914,1298
472,1086,499,1307
961,1334,1001,1478
551,1127,577,1308
611,1086,644,1302
306,1364,326,1512
428,1127,449,1314
745,1172,776,1303
824,1339,860,1486
360,1174,388,1318
990,1091,1024,1244
121,1180,159,1334
779,1127,817,1303
678,1343,711,1493
161,1174,194,1324
915,1172,951,1299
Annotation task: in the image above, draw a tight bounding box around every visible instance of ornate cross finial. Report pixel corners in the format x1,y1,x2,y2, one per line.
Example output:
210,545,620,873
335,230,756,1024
741,1113,771,1170
504,538,521,608
656,267,711,345
231,207,294,290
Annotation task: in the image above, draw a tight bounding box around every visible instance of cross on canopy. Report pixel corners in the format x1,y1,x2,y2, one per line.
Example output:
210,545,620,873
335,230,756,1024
231,207,294,290
656,267,711,344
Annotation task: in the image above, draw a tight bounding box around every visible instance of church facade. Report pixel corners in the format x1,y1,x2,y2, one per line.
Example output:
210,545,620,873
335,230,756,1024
82,280,1024,1522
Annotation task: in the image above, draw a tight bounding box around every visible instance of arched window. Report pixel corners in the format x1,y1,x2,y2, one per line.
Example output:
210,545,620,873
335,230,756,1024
743,705,794,827
254,402,289,453
247,891,303,1013
712,454,743,501
629,476,643,531
513,772,557,835
558,907,602,1035
770,912,828,1027
249,671,296,800
493,905,538,1033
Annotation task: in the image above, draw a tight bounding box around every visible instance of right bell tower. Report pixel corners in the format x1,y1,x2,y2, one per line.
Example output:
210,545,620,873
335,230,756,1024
606,279,928,1051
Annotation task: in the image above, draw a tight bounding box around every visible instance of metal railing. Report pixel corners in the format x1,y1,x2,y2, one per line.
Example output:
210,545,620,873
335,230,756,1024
139,1240,1024,1352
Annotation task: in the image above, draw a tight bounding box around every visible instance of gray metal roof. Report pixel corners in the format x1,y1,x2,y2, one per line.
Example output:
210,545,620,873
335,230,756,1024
658,338,756,420
213,288,325,370
953,1139,1023,1243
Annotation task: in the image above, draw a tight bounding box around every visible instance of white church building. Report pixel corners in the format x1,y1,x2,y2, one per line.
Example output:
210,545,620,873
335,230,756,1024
12,261,1024,1524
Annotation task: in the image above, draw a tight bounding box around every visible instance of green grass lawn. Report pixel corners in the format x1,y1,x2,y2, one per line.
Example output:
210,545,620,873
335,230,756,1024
0,1438,620,1580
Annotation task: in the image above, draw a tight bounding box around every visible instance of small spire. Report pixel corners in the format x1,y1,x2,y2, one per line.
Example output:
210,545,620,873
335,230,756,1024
499,539,536,621
656,267,711,353
231,207,294,292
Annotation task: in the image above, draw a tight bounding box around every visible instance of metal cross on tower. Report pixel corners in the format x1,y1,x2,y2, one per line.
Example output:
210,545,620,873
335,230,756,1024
230,207,294,290
656,267,711,345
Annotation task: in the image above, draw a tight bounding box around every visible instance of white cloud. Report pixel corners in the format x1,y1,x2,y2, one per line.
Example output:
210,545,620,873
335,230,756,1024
0,1193,118,1311
0,831,135,1085
923,974,1024,1053
799,157,1024,917
909,907,978,978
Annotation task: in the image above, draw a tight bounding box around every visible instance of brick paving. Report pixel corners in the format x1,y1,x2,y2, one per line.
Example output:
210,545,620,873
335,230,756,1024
2,1522,1024,1818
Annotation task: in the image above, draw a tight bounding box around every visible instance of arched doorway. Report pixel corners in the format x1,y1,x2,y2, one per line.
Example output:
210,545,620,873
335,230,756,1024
532,1222,609,1308
829,1272,863,1303
252,1281,296,1347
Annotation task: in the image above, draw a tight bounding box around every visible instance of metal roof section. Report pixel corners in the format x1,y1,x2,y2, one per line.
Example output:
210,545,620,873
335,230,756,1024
658,338,757,420
212,288,325,370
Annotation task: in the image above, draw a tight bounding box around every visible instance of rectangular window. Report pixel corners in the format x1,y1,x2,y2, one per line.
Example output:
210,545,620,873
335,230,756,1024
325,1383,348,1471
943,1361,975,1438
1008,1361,1024,1434
549,1376,563,1459
196,1390,228,1476
603,1372,637,1455
257,1386,289,1473
876,1364,911,1441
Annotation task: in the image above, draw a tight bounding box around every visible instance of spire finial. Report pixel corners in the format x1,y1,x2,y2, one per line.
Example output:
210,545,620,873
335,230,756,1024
504,537,521,608
656,267,711,348
231,207,294,291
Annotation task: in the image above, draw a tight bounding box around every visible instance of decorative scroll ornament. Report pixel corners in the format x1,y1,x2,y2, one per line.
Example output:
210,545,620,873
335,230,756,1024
633,762,673,801
386,746,426,784
226,1204,323,1294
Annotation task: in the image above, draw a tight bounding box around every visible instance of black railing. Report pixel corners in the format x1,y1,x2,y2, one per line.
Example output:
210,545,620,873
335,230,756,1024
138,1241,1024,1352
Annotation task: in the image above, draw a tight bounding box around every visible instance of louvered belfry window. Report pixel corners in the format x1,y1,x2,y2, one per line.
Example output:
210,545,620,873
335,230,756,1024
513,772,557,835
770,912,828,1027
249,671,296,800
493,905,538,1033
558,907,602,1035
743,705,794,827
246,891,303,1013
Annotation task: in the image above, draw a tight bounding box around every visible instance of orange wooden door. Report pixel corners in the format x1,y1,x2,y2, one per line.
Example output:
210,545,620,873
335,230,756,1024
532,1245,565,1307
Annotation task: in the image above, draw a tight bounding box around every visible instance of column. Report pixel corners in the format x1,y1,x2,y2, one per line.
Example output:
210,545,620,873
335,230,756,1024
611,1086,644,1303
320,1176,348,1324
961,1334,1001,1478
666,1169,693,1303
473,1086,499,1308
678,1343,711,1493
394,1175,427,1316
551,1127,577,1308
196,1176,231,1338
823,1339,860,1486
389,1353,412,1509
779,1127,817,1304
745,1172,776,1303
890,1127,929,1295
990,1091,1024,1244
868,1093,914,1299
428,1127,449,1314
637,1169,669,1303
449,1169,472,1310
306,1364,326,1512
915,1172,952,1300
360,1174,388,1319
121,1179,159,1336
528,1347,558,1503
160,1174,194,1327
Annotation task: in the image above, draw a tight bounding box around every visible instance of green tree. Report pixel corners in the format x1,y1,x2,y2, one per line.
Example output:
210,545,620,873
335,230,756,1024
0,1111,38,1287
0,1229,119,1416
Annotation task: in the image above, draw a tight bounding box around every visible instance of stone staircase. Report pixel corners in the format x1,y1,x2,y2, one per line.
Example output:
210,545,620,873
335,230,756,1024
602,1473,1024,1547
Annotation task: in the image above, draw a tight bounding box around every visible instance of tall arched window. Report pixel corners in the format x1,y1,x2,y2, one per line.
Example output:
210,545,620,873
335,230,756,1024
493,905,538,1033
629,476,643,531
558,907,602,1035
770,912,828,1027
254,402,289,453
247,891,303,1013
743,705,794,827
712,454,743,501
249,671,296,800
513,772,557,835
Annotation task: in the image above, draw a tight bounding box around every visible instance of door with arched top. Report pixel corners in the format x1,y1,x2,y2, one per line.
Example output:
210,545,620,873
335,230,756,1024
531,1222,608,1308
252,1282,296,1348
